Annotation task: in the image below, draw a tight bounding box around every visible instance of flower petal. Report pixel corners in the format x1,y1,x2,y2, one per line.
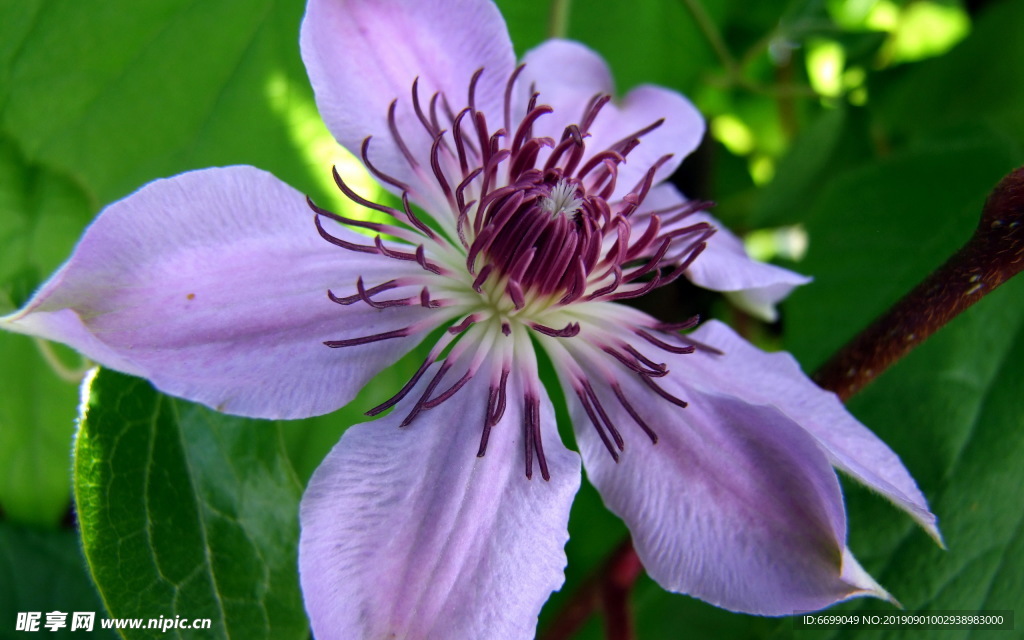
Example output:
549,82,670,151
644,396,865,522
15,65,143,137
520,39,615,139
521,40,705,201
568,369,874,614
1,166,444,419
300,0,515,199
641,183,811,320
565,356,876,610
685,320,941,542
299,367,580,639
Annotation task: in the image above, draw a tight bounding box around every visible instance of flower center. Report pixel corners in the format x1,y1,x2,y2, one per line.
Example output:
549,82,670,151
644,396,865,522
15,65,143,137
308,64,717,479
541,179,583,217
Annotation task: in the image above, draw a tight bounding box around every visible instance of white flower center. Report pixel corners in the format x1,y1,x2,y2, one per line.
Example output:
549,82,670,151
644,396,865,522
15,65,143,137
540,179,583,218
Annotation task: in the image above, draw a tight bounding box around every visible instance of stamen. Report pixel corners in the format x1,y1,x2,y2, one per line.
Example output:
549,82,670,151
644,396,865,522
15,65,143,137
366,352,436,416
478,368,510,456
636,328,697,355
324,327,409,348
447,314,480,335
422,368,474,408
524,394,549,480
579,94,611,134
467,67,484,113
419,287,441,308
636,373,688,408
313,65,726,463
612,383,659,444
503,64,527,136
401,361,452,427
313,214,378,254
653,315,701,331
387,99,419,167
623,343,667,373
359,137,412,192
601,346,667,377
327,279,400,306
576,384,620,462
411,78,441,138
530,322,581,338
582,379,624,451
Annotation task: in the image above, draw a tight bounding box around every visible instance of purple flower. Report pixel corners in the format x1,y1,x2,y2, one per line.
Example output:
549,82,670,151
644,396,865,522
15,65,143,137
2,0,940,637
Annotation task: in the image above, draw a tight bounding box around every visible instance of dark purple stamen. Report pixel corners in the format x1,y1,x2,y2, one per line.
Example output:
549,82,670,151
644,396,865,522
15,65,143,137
324,327,409,348
478,369,510,456
576,384,620,462
530,322,581,338
635,329,697,355
401,361,452,427
422,368,474,409
601,346,667,377
524,394,550,481
308,64,725,475
636,373,688,408
612,383,659,444
327,279,400,306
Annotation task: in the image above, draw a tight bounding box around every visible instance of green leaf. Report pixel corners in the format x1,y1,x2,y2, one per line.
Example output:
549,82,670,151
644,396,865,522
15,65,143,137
873,0,1024,146
0,521,118,639
74,369,307,640
0,334,80,527
768,123,1024,638
0,0,319,206
0,136,94,527
786,128,1021,369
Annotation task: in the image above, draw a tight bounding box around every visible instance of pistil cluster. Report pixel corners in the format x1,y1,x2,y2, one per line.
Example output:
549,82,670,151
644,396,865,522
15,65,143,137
310,65,718,479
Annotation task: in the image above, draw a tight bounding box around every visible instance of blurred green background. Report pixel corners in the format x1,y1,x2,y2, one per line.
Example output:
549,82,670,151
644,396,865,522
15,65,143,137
1,0,1022,638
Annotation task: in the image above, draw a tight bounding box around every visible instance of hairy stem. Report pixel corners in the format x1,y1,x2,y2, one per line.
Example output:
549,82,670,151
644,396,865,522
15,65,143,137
540,539,641,640
814,166,1024,400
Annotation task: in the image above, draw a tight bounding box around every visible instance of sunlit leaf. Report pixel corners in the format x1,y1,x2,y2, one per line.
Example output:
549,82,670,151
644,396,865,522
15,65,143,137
74,369,307,639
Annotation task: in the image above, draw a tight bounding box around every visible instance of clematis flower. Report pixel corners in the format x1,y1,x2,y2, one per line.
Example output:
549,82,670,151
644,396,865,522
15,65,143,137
1,0,941,638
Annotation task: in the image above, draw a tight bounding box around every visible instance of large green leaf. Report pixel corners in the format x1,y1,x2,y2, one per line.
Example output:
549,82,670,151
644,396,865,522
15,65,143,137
74,369,307,639
0,0,321,205
873,0,1024,146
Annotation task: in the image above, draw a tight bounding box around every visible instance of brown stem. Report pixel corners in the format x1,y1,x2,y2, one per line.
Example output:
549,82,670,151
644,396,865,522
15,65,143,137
814,166,1024,400
540,539,641,640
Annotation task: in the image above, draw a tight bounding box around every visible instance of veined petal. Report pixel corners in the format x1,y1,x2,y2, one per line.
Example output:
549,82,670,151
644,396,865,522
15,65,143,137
641,183,811,320
520,39,615,139
1,166,442,419
589,85,704,201
521,41,704,202
568,369,872,614
683,321,941,542
300,367,581,640
300,0,515,201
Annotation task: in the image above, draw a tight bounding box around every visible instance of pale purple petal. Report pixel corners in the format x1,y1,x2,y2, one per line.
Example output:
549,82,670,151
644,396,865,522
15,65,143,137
520,39,615,141
521,40,705,201
1,166,445,419
640,183,811,320
300,367,580,639
568,368,880,614
300,0,515,200
684,320,941,542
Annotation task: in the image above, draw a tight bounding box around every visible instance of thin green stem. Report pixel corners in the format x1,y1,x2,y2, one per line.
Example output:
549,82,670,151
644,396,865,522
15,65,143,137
680,0,738,75
34,337,91,383
548,0,572,39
